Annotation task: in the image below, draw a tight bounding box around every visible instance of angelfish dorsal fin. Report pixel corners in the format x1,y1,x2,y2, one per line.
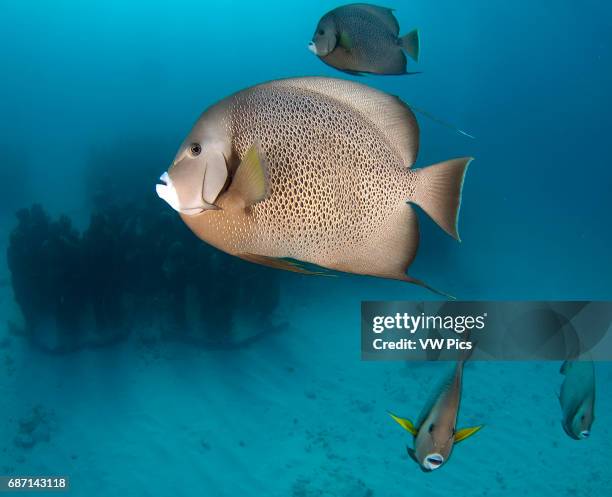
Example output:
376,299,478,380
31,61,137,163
355,4,400,35
388,411,417,436
277,78,418,167
225,143,269,209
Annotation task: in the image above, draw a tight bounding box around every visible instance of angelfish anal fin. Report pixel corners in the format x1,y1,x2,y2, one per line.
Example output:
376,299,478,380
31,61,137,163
237,253,330,276
454,425,483,443
388,411,418,436
225,143,269,209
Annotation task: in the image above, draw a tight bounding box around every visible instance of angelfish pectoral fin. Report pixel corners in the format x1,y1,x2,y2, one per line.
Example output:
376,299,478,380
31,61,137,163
339,31,353,50
224,143,270,209
454,425,484,443
388,411,418,436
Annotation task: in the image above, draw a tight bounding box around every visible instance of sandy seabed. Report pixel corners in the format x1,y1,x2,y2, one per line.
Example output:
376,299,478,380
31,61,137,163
0,237,610,497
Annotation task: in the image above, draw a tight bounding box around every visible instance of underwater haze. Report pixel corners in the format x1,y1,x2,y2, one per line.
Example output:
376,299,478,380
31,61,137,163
0,1,611,496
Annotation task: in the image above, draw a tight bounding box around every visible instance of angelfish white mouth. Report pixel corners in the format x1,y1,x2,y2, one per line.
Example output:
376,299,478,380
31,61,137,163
308,41,318,55
580,430,590,439
156,172,181,212
423,453,444,471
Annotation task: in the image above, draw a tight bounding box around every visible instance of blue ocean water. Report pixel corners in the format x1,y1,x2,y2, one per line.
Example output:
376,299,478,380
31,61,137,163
0,1,610,496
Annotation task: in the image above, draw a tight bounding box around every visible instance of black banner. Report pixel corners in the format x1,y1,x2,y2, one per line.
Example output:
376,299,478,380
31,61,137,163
361,301,612,361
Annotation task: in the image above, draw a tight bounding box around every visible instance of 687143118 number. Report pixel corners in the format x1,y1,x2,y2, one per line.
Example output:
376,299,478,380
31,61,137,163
0,477,69,492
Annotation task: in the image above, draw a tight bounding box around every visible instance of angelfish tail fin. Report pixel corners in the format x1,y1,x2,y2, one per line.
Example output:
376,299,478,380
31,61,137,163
399,29,420,62
410,158,472,241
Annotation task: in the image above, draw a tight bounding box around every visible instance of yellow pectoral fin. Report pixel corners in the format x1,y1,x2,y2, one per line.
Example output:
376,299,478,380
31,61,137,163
454,425,483,443
227,143,269,208
388,411,417,436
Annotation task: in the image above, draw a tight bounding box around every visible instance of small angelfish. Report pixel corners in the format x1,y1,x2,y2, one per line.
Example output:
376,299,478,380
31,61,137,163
388,359,483,471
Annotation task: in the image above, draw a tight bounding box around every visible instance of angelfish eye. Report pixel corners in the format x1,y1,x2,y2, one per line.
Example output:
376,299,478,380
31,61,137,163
318,29,325,35
428,424,435,434
190,143,202,156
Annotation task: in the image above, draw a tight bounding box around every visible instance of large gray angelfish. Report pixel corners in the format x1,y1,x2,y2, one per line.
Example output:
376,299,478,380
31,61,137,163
156,77,472,295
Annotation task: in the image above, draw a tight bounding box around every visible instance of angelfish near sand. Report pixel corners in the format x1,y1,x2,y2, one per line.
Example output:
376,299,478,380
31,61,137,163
388,359,482,471
309,3,419,75
559,358,595,440
156,77,471,295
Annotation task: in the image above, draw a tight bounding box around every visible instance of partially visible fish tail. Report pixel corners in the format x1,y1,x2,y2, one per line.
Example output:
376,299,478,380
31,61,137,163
399,29,420,62
458,333,476,364
410,158,472,241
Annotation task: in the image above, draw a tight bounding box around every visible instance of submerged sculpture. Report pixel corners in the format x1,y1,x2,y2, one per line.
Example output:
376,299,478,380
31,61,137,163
7,200,283,353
